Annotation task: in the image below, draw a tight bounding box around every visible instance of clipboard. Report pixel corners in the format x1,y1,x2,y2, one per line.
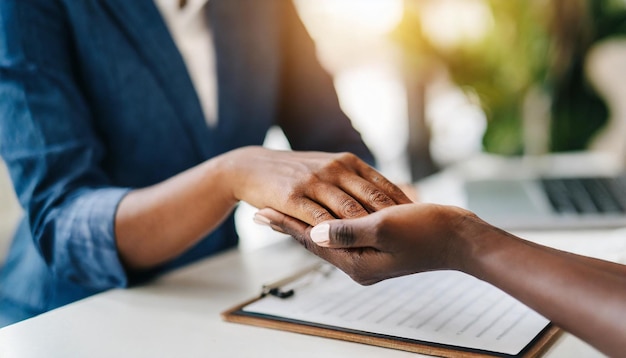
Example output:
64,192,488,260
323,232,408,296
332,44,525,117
222,263,562,357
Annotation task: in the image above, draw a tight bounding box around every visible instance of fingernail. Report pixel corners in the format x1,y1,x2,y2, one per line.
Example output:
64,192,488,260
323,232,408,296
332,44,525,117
253,213,271,227
310,223,330,246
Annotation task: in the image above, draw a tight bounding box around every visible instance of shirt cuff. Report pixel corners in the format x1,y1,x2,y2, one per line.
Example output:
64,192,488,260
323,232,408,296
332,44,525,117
53,187,131,290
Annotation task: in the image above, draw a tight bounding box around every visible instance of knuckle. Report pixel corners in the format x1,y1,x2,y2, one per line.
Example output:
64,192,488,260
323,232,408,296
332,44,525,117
365,187,394,207
297,234,315,251
324,152,355,173
334,224,356,247
383,181,406,197
298,172,319,188
295,229,321,253
312,208,333,222
286,188,304,202
339,198,366,218
337,152,357,163
323,158,344,175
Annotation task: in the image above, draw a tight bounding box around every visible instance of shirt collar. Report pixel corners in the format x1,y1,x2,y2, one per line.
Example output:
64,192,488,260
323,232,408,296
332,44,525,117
181,0,210,17
154,0,209,17
154,0,210,29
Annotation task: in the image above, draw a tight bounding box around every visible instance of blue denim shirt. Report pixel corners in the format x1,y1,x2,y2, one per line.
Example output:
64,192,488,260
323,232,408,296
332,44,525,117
0,0,374,326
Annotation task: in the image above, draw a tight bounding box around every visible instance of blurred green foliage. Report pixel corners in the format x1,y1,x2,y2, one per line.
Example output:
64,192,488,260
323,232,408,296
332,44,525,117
394,0,626,155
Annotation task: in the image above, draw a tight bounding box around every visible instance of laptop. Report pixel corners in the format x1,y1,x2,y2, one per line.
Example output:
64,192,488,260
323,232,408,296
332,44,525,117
464,174,626,230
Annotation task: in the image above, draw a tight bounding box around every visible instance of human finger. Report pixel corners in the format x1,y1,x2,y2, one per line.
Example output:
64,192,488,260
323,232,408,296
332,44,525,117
254,208,306,234
255,208,330,256
255,208,391,285
287,197,337,226
315,153,411,212
336,174,397,213
354,162,413,205
398,183,419,202
306,183,369,220
309,215,380,249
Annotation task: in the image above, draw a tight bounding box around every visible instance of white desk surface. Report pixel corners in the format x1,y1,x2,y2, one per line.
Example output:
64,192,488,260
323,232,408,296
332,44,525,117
3,230,625,358
1,152,623,357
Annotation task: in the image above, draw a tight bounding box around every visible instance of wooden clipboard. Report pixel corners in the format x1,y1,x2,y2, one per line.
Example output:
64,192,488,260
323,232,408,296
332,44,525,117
221,264,562,358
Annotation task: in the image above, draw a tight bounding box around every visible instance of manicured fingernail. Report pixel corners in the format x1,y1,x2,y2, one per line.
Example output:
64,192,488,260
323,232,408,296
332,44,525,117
253,213,271,227
310,223,330,246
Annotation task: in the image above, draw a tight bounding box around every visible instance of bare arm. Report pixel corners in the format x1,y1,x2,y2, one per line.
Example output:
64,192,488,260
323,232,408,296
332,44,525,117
460,217,626,357
114,156,235,270
115,146,411,270
256,204,626,357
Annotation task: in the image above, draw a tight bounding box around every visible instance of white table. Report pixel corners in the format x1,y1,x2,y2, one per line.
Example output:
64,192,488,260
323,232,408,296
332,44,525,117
2,230,623,357
1,152,623,357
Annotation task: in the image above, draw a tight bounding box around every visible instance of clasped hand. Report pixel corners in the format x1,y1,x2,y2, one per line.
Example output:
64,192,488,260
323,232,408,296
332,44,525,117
256,203,479,286
229,148,475,286
226,146,412,226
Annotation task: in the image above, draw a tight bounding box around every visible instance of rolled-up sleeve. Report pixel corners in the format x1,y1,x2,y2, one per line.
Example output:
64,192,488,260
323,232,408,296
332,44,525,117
51,188,131,288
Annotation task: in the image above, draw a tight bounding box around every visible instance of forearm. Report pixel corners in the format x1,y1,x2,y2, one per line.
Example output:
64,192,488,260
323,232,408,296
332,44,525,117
116,145,411,272
517,236,626,277
115,155,237,270
263,203,626,355
459,219,626,357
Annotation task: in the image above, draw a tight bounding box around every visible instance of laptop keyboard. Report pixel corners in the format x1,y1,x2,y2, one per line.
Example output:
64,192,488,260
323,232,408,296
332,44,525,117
541,177,626,214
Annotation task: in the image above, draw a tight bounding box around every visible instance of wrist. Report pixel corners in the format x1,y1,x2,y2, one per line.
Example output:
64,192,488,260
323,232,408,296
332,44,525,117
453,213,521,281
211,146,269,203
204,150,245,206
445,209,505,276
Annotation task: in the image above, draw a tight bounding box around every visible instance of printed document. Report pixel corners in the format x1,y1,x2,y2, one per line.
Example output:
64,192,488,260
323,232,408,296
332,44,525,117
243,268,549,355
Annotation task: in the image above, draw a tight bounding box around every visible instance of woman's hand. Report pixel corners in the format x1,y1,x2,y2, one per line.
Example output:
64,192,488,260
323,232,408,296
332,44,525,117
222,146,412,226
255,203,479,285
116,146,409,271
258,204,626,357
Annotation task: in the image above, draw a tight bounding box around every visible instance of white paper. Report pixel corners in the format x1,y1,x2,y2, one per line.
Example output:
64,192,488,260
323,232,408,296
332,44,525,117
243,268,549,355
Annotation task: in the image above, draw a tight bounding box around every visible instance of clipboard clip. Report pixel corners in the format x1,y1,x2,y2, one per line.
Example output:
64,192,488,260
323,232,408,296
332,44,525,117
260,262,334,299
265,287,295,299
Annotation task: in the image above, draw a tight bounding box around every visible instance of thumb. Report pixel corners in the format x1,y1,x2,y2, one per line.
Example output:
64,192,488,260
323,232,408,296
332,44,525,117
309,217,375,249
